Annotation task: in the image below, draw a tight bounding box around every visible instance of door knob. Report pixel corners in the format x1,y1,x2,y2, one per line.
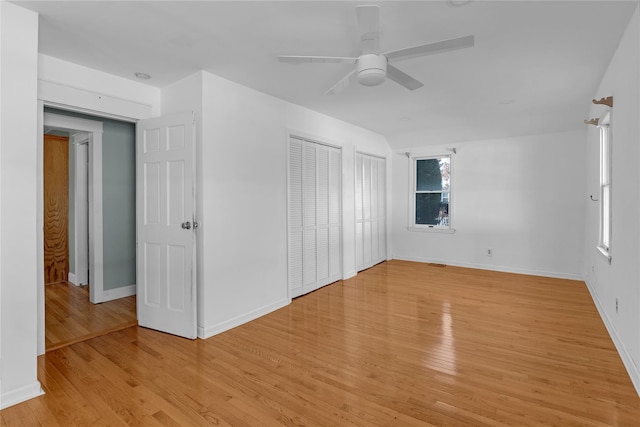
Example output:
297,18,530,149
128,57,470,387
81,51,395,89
181,221,191,230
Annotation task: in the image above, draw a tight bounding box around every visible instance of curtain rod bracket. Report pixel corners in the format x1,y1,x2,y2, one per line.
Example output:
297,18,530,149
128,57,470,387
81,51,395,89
592,96,613,108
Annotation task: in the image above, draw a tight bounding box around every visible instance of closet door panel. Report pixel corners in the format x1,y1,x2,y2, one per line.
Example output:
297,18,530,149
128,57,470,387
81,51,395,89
289,230,303,297
329,226,341,278
303,229,317,290
317,227,330,284
288,139,304,297
288,137,341,297
303,145,316,228
363,221,372,266
355,153,387,272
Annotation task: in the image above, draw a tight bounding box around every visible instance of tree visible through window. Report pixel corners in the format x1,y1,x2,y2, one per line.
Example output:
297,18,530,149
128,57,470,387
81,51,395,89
414,155,450,227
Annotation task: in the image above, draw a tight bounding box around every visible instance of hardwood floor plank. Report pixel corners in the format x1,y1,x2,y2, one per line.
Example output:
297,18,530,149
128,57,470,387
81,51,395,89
45,282,136,352
3,261,640,426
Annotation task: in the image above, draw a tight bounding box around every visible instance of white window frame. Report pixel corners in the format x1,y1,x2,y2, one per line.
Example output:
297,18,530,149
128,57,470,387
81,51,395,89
597,110,612,261
407,153,455,233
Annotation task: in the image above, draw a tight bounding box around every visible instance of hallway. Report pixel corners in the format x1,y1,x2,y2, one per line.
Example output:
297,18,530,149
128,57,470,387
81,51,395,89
45,282,136,351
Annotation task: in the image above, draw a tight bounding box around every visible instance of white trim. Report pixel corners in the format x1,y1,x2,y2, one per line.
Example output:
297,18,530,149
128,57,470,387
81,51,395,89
39,79,153,121
392,255,584,281
101,285,136,302
68,272,78,286
38,111,110,355
198,298,290,339
286,128,343,150
408,153,454,230
0,381,44,410
42,112,107,304
354,151,388,273
37,102,45,355
342,269,357,280
44,112,103,133
355,150,386,160
286,131,344,299
596,245,612,263
87,131,105,304
72,135,89,287
597,109,612,253
406,226,456,234
585,278,640,398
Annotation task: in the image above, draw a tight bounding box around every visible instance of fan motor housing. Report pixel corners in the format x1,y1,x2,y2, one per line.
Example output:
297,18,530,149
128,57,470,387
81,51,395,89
357,54,387,86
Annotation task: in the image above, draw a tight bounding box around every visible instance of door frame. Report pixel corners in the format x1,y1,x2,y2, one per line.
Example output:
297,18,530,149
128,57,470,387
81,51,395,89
354,151,388,272
42,111,105,298
286,132,344,299
37,104,137,354
69,132,89,287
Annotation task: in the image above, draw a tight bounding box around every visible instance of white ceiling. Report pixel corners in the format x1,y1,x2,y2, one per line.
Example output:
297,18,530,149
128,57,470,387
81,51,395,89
14,0,638,149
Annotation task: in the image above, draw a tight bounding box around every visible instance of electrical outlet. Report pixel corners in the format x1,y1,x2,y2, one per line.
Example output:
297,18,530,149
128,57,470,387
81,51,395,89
616,298,619,314
591,265,595,273
486,248,492,257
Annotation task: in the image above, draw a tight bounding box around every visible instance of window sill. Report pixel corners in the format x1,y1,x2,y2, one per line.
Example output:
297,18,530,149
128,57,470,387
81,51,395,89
406,226,456,234
597,245,612,264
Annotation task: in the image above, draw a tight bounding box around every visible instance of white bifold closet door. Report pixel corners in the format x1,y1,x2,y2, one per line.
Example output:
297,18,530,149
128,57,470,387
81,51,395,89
288,136,342,298
355,153,387,272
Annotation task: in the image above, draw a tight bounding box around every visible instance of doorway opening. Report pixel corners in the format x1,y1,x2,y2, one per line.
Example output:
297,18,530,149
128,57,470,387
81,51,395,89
42,108,137,352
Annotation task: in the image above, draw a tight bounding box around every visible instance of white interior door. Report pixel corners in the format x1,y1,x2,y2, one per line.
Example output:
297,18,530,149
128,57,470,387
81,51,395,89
136,111,197,339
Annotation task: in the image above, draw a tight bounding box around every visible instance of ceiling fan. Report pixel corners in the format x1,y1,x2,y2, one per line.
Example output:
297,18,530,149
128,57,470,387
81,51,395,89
278,5,474,95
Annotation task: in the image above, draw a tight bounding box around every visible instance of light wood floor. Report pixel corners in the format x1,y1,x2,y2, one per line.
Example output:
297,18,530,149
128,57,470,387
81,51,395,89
45,282,137,351
3,261,639,426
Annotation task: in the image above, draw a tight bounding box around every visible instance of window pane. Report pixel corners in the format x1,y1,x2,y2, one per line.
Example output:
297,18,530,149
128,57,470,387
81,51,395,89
602,185,610,248
417,158,445,191
416,193,449,225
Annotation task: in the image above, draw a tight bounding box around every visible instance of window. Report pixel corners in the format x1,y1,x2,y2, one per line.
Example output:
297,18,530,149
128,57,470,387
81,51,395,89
598,111,611,257
409,154,452,231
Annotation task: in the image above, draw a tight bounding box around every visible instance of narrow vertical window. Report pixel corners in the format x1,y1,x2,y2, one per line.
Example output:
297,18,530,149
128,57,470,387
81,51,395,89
411,154,452,230
598,111,611,256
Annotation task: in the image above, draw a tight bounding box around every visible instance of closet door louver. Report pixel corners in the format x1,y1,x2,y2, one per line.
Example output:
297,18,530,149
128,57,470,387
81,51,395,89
288,136,342,298
355,153,387,272
288,139,304,297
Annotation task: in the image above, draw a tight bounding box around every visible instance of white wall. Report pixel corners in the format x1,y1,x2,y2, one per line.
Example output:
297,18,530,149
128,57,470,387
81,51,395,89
0,1,43,409
162,71,391,338
584,5,640,395
38,54,160,118
392,130,586,279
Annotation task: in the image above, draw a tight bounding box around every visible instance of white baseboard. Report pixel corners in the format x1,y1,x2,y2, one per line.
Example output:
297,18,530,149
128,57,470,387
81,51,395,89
198,298,290,339
68,272,77,285
0,381,44,410
100,284,135,303
392,255,584,281
342,269,357,280
584,278,640,398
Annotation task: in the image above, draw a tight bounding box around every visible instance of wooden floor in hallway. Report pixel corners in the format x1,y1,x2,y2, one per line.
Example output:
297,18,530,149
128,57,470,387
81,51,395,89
3,260,639,426
45,281,137,352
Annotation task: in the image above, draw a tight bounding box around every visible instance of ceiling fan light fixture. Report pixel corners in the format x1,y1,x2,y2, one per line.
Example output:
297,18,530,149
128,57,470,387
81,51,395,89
357,54,387,87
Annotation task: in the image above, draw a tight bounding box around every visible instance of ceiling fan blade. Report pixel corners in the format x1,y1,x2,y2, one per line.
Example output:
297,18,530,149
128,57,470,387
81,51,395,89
356,5,380,54
385,35,475,62
326,69,357,95
279,55,357,64
386,64,424,91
